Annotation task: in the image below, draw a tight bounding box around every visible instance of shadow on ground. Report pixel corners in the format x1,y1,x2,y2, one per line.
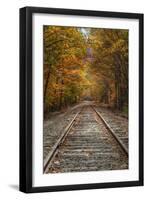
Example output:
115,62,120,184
9,184,19,191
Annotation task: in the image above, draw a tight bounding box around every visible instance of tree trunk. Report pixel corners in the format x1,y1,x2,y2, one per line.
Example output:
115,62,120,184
44,67,50,106
59,80,64,109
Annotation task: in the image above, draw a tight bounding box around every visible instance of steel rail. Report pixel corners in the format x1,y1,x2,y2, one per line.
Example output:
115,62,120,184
91,106,128,156
44,106,84,173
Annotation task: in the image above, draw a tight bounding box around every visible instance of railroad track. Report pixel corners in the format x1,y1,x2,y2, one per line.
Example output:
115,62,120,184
44,105,128,173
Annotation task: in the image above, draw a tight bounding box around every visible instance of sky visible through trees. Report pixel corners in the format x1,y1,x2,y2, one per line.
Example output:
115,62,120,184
43,26,128,117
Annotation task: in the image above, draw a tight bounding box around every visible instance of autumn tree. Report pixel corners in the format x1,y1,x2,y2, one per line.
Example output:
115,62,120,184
88,28,128,111
43,26,128,116
43,26,87,115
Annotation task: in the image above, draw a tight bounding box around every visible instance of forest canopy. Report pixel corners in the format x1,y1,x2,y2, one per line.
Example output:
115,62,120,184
43,26,128,117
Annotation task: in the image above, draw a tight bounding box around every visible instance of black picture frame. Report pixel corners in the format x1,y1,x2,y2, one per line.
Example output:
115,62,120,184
19,6,144,193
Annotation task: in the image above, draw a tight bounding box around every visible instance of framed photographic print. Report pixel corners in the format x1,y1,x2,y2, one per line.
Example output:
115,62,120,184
19,6,144,193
